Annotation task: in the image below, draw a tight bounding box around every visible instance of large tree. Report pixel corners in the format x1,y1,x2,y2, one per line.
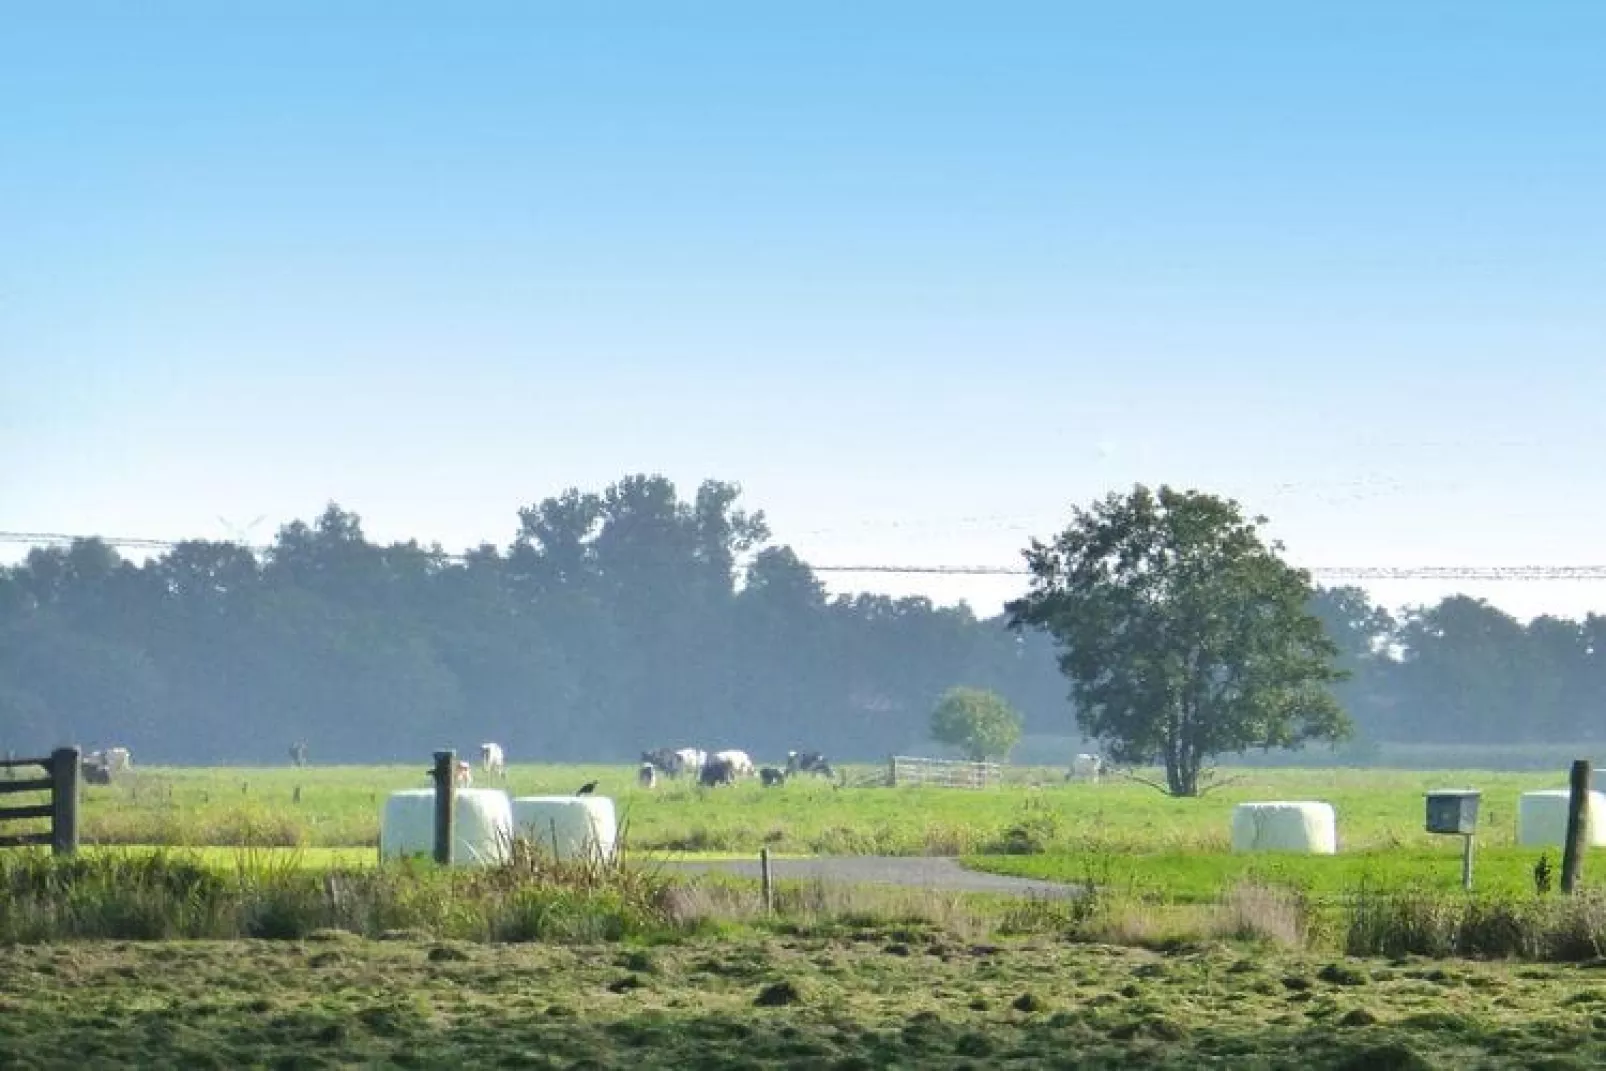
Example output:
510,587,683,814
1007,485,1349,796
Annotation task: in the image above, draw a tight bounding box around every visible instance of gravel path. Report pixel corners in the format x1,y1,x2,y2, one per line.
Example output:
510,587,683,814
658,856,1078,898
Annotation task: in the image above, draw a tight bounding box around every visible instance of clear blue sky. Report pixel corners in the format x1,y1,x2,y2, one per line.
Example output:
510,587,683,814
3,2,1603,621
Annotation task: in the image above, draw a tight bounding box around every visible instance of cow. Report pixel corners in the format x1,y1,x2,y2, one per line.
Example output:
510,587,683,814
1069,753,1103,783
699,757,738,787
786,750,835,779
479,742,506,779
640,747,706,778
638,762,658,789
289,741,308,767
759,767,787,788
711,749,754,778
454,760,473,788
641,748,681,775
84,747,132,784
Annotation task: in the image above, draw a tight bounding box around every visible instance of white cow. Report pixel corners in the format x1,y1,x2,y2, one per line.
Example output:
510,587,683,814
673,747,707,777
712,749,755,778
1070,753,1103,783
454,760,473,788
479,742,506,778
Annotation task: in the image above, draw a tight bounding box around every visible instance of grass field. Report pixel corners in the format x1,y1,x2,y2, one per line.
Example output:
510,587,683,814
965,846,1585,904
58,762,1590,861
4,930,1605,1069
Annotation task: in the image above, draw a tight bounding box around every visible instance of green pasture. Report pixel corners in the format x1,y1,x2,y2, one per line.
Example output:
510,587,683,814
965,845,1595,904
67,762,1583,859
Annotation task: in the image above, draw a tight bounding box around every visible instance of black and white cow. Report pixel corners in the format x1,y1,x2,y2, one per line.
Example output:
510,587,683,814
786,750,835,779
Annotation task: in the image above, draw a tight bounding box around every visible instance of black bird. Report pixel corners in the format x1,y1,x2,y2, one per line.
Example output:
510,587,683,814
576,781,598,796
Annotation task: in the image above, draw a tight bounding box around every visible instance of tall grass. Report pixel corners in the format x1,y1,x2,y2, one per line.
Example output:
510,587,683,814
0,837,676,944
1344,881,1606,961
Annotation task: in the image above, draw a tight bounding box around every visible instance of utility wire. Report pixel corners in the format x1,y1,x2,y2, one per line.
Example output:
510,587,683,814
3,530,1605,581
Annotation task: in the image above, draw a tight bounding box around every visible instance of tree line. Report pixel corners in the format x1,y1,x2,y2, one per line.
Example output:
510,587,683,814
0,474,1600,765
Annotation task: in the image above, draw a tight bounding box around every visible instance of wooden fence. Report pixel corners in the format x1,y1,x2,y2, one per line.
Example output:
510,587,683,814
887,755,1001,789
0,747,80,855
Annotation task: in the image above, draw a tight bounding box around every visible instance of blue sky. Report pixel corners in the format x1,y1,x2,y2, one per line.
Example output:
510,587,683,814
3,2,1603,621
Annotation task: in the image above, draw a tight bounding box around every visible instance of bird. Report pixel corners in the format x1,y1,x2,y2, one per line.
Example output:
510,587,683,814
576,781,598,796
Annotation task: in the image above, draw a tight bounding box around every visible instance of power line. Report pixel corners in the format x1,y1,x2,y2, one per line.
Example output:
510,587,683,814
3,529,1605,581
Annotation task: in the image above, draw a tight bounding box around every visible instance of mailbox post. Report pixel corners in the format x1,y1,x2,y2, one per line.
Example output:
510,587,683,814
1425,790,1481,891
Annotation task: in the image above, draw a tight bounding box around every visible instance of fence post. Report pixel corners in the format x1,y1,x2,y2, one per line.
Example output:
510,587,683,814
1561,759,1591,895
887,756,898,787
432,750,456,866
760,847,774,914
49,746,80,857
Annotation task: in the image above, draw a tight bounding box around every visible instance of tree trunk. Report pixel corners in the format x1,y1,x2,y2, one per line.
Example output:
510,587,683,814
1164,701,1197,796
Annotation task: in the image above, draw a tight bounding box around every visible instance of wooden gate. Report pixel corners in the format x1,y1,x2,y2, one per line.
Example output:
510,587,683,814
0,747,81,855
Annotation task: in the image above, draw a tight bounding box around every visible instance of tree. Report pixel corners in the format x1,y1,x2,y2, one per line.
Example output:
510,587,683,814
1007,485,1348,796
930,686,1024,761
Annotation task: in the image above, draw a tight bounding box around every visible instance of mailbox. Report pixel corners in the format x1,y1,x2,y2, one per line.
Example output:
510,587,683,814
1425,790,1481,836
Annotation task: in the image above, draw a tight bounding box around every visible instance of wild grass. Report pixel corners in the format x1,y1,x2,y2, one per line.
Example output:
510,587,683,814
0,839,676,945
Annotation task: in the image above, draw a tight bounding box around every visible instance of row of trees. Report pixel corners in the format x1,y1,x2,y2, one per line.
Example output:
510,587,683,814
0,475,1600,775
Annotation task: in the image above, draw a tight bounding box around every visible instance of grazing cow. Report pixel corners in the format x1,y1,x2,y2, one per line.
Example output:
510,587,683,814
711,749,754,778
1069,753,1103,783
760,767,787,788
479,742,506,778
642,748,678,774
638,762,658,788
786,750,835,779
641,747,706,778
699,757,738,787
84,747,132,784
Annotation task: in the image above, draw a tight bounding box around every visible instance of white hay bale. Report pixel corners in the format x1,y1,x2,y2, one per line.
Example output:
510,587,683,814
379,788,513,867
512,796,618,863
1231,801,1337,854
1517,789,1606,847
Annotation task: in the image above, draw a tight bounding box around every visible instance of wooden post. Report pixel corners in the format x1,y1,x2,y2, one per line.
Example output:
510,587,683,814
887,756,897,787
1561,759,1591,895
432,750,456,866
49,747,80,857
1461,834,1475,892
760,847,774,914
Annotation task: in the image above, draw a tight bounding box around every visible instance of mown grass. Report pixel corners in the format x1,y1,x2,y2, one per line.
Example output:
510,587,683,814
72,762,1579,856
4,930,1606,1069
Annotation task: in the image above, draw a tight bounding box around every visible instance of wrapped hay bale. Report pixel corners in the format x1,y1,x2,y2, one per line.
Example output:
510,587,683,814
1517,789,1606,847
512,796,618,863
380,787,513,867
1230,800,1337,854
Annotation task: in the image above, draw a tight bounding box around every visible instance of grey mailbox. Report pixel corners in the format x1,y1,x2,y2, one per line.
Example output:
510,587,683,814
1426,790,1481,835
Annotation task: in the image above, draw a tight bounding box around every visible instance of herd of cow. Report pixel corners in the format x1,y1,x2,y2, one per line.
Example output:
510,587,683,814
636,747,836,789
402,741,836,792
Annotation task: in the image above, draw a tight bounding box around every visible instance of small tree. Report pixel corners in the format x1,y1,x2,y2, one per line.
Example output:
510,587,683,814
1007,484,1349,796
930,686,1024,762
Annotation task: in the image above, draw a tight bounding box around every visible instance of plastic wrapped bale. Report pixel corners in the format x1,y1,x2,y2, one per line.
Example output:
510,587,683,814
511,796,619,863
1517,789,1606,847
1230,801,1338,854
379,788,514,867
